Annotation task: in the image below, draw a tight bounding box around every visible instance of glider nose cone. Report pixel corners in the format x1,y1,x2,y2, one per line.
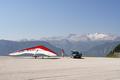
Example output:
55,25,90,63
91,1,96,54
9,53,13,56
9,53,15,56
9,52,19,56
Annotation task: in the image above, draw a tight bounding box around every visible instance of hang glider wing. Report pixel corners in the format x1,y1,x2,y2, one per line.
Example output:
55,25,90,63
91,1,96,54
9,45,57,57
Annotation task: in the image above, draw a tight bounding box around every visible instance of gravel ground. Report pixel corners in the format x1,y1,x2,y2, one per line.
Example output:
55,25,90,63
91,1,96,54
0,56,120,80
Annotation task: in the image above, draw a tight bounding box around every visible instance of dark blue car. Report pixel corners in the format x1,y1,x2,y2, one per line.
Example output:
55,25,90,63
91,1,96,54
71,51,82,59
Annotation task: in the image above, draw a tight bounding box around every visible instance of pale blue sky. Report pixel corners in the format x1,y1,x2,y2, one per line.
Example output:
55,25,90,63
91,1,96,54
0,0,120,40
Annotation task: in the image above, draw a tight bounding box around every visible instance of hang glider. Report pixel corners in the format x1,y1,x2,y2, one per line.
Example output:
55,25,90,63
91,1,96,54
9,45,57,59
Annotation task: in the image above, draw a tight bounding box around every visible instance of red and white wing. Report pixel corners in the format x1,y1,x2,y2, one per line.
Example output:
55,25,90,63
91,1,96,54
9,46,57,56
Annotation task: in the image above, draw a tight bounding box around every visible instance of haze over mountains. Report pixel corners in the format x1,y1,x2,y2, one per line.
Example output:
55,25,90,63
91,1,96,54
0,33,120,56
42,33,120,56
41,33,119,41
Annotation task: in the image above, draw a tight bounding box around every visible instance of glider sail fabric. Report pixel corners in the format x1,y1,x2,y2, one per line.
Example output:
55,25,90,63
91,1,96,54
9,45,57,56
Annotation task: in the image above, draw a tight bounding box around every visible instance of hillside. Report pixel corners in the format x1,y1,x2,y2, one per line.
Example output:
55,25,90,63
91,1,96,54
0,40,62,56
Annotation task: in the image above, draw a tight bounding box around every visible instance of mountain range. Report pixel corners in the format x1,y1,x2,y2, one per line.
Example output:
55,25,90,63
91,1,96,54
41,33,120,41
42,33,120,56
0,33,120,57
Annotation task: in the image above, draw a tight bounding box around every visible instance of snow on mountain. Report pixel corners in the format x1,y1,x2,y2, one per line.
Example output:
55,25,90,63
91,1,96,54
41,33,118,41
86,33,117,41
40,33,120,56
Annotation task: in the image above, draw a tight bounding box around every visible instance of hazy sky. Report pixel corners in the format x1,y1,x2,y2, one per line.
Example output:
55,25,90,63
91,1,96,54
0,0,120,40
